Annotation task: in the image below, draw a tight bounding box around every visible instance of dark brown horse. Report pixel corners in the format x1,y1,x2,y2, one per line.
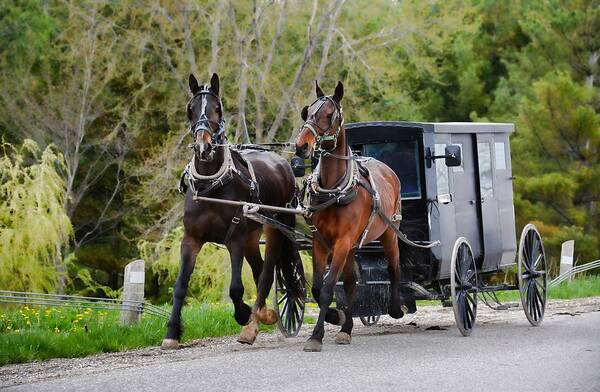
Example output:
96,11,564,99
295,81,406,352
162,73,302,349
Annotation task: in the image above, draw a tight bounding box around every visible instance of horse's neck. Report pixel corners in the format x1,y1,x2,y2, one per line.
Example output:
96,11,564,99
319,130,349,189
193,146,227,177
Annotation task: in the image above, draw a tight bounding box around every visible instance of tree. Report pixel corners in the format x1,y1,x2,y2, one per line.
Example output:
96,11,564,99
514,71,599,263
0,140,72,292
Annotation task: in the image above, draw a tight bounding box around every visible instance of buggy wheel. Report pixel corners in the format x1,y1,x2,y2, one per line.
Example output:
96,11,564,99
359,315,380,326
273,263,306,337
450,237,478,337
518,224,547,326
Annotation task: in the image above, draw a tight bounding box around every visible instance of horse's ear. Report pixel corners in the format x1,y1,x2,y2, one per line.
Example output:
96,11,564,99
210,73,220,96
189,74,200,94
333,81,344,102
315,80,324,98
301,105,309,121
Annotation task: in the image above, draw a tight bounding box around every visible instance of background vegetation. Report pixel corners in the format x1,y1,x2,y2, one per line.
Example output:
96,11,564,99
0,0,598,299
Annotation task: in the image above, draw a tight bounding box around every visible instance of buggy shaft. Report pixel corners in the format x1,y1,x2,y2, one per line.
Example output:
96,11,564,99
192,195,305,215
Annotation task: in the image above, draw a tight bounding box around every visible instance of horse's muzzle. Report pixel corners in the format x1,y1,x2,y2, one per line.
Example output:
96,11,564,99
296,142,310,159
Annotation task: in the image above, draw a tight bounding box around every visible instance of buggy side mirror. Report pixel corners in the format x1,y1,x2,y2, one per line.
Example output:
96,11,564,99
290,156,306,177
444,145,461,167
425,145,462,168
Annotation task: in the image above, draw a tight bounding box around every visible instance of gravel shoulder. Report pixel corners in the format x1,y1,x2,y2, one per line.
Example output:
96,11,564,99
1,297,599,388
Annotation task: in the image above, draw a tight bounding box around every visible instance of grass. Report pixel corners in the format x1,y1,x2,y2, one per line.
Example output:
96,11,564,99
0,302,274,366
415,275,600,306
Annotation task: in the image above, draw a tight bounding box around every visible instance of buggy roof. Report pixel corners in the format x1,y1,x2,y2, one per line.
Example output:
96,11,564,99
345,121,514,134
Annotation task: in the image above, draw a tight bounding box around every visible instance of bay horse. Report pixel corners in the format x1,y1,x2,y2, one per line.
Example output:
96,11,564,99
295,81,406,352
162,73,302,349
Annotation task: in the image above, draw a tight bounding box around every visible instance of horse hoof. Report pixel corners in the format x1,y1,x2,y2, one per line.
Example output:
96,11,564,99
161,339,179,350
237,318,259,345
303,338,323,352
334,332,352,345
256,307,278,325
389,306,405,319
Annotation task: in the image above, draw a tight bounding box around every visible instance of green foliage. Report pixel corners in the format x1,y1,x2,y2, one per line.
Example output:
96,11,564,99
0,0,599,298
514,71,599,263
138,226,258,303
0,140,72,292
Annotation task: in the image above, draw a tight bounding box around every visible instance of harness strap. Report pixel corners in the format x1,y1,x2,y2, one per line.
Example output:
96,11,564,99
223,206,243,244
303,215,331,250
357,170,381,249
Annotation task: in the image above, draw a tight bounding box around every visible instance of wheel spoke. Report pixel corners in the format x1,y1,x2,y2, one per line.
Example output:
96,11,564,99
533,254,543,270
277,290,287,305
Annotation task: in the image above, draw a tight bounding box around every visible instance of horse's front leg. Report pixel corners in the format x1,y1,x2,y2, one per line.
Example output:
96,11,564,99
228,236,252,326
335,253,357,345
162,235,203,349
304,240,351,352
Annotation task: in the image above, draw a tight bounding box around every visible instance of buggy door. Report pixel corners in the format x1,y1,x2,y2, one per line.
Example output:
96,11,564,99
449,134,483,261
476,134,503,270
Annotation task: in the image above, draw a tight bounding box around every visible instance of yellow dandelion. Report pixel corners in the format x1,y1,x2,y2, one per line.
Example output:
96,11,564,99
14,329,19,333
26,320,31,326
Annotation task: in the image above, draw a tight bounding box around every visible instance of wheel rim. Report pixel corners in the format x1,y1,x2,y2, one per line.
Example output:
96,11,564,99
360,315,380,326
518,224,547,326
273,265,305,337
450,238,477,337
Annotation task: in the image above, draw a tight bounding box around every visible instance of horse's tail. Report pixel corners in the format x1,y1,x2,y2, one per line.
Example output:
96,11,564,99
273,212,306,299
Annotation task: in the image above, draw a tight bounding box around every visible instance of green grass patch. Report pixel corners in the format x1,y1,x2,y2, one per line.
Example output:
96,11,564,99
416,275,600,306
0,301,274,366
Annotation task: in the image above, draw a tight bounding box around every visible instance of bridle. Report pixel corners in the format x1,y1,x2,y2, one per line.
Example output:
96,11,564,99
187,87,226,147
302,96,344,153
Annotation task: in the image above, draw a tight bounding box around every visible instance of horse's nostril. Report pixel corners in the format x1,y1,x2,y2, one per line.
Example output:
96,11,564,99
296,143,308,156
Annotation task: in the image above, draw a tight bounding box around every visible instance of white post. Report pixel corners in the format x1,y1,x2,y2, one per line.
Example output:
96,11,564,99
560,240,575,282
120,259,145,325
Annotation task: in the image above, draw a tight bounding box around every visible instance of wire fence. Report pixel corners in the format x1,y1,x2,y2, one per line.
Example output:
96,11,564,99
0,290,170,319
548,259,600,288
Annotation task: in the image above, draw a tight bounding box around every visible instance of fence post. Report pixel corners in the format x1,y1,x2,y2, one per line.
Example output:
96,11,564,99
120,259,145,325
560,240,575,282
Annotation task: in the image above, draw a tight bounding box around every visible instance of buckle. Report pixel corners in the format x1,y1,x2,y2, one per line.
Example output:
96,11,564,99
231,216,241,224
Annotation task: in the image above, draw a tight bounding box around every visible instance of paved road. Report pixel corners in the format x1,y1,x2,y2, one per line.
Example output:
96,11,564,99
3,300,600,392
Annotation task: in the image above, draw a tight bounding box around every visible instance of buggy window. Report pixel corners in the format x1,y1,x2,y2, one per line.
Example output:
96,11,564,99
434,144,449,195
363,141,422,200
494,142,506,170
478,142,494,198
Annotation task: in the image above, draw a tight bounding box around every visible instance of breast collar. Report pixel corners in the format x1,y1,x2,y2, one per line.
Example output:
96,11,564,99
306,147,360,208
179,146,259,202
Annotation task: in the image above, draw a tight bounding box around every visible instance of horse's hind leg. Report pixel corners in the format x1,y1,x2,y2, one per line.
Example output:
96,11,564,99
251,227,279,325
162,235,203,349
227,237,252,326
380,228,404,319
335,253,357,345
238,227,280,345
244,228,264,286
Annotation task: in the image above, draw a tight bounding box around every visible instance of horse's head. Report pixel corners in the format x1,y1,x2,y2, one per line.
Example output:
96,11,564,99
187,73,224,161
295,80,344,159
